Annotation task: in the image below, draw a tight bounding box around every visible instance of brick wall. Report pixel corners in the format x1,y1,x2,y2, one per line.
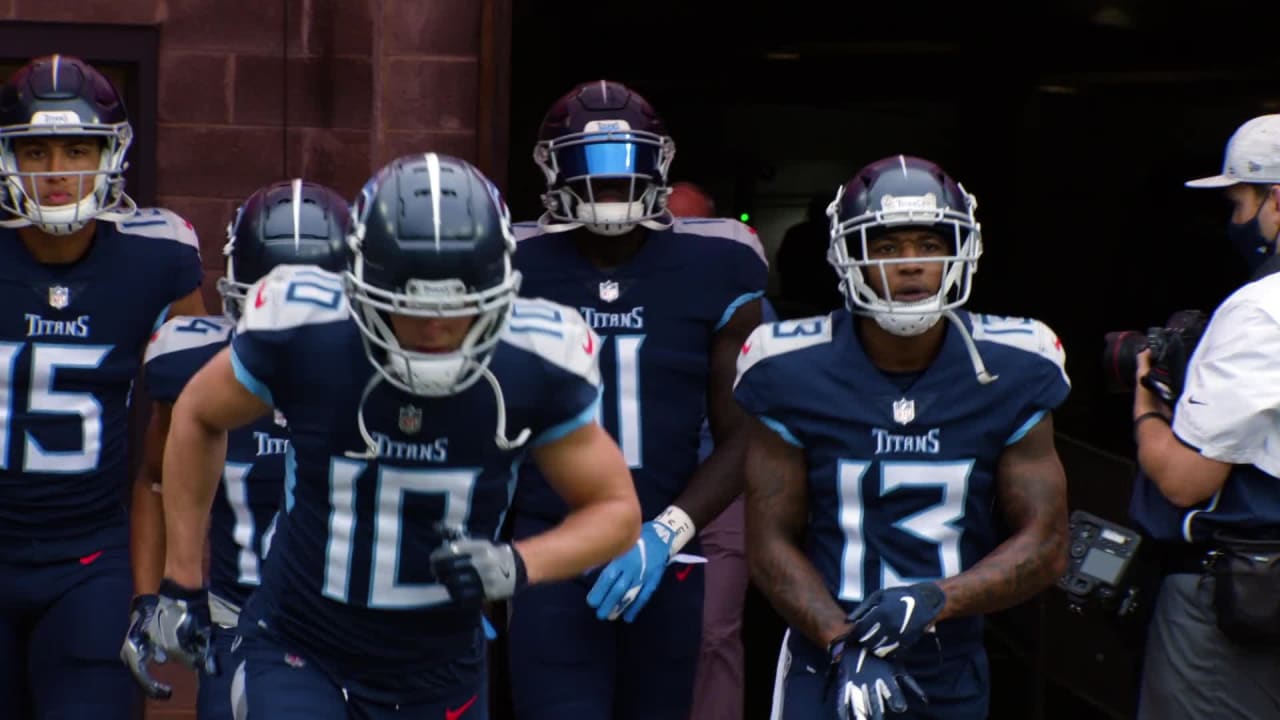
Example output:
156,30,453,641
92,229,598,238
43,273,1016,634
7,1,506,716
10,0,503,315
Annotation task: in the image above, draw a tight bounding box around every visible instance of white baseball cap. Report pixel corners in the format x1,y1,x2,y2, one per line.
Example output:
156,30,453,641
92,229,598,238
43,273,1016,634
1186,114,1280,188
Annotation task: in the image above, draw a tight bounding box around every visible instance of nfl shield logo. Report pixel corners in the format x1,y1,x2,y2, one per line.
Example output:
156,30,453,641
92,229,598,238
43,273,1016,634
273,410,288,428
892,398,915,425
599,280,620,303
398,404,423,435
48,285,70,309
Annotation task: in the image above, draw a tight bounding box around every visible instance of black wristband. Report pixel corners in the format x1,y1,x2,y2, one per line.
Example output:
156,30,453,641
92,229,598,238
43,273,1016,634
511,544,529,592
1133,411,1170,442
158,578,205,603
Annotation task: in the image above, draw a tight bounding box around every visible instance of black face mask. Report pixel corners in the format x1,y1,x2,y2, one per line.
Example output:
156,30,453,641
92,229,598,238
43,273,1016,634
1227,210,1276,272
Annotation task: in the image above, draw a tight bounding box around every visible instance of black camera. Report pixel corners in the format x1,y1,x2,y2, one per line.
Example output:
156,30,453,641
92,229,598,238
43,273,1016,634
1102,309,1208,405
1057,511,1146,619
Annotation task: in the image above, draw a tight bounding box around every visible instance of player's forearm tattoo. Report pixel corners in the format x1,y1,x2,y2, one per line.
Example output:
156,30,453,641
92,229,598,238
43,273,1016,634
937,451,1067,619
746,434,849,649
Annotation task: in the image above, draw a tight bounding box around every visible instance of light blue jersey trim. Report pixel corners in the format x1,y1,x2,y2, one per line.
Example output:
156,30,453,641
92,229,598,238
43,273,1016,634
716,291,764,331
531,390,603,448
230,347,275,407
759,415,803,447
151,303,172,333
1006,409,1047,446
284,445,297,512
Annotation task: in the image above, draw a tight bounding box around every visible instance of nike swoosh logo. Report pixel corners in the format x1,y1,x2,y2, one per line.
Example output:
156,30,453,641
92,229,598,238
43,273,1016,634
1188,397,1207,405
674,565,693,582
254,284,268,308
899,596,915,632
446,694,478,720
79,550,104,566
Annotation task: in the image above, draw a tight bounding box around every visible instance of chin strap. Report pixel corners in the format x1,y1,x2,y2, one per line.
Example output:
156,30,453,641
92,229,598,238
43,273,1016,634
344,373,384,460
344,365,532,460
535,212,582,235
943,309,998,385
535,209,674,237
480,364,531,451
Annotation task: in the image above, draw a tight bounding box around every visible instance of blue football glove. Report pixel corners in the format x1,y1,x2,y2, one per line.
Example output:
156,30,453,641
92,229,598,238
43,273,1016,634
119,594,173,700
827,637,927,720
848,582,946,658
586,520,675,622
153,579,218,676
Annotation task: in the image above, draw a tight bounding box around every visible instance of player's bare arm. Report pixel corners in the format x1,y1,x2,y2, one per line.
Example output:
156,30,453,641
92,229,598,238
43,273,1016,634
162,347,270,588
129,403,170,595
526,421,642,584
671,298,763,527
934,414,1069,622
746,418,851,649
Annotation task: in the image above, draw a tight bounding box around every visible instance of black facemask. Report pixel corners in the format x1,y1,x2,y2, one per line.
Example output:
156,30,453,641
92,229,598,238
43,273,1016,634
1227,201,1277,272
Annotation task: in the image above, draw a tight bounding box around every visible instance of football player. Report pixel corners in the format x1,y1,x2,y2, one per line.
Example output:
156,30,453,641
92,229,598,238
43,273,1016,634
735,155,1070,720
0,54,205,718
120,179,350,717
152,153,641,719
507,80,767,720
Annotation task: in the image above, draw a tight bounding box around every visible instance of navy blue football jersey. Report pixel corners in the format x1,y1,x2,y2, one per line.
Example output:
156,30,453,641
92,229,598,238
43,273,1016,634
229,265,602,703
512,218,767,520
0,208,202,562
734,310,1069,657
144,314,288,610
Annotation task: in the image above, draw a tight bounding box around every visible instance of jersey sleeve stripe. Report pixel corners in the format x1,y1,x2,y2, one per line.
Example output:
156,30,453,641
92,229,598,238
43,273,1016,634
507,324,565,339
760,415,803,448
530,389,602,448
152,302,172,333
716,291,764,331
230,347,275,406
1005,409,1047,446
284,445,298,512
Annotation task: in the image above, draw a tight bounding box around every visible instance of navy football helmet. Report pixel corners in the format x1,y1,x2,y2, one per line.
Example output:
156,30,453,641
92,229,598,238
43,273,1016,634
827,155,982,337
534,79,674,236
0,54,136,234
346,152,520,400
219,179,351,321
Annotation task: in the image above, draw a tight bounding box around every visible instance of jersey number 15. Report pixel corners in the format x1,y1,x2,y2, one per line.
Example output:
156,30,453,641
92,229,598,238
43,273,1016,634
0,342,112,473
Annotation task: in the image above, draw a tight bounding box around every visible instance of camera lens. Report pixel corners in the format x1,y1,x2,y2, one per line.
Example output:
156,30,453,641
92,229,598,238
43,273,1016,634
1102,331,1148,394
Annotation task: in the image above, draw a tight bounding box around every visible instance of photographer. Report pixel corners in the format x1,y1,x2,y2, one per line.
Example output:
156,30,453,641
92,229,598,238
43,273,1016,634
1132,114,1280,719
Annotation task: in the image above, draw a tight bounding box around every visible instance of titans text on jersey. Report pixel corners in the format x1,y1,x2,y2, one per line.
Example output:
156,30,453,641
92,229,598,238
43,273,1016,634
144,314,289,611
512,217,767,520
228,265,602,703
0,207,201,562
734,309,1070,658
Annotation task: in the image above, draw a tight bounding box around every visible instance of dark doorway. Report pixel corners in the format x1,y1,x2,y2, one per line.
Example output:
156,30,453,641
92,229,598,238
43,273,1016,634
506,2,1280,718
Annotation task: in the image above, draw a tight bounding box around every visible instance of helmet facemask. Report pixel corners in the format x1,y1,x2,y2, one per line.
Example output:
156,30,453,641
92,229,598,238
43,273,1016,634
535,120,675,236
217,211,249,322
345,205,522,398
0,119,136,235
827,184,982,337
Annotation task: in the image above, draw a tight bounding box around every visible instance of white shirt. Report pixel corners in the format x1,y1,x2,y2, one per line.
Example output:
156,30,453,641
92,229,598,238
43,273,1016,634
1174,271,1280,477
